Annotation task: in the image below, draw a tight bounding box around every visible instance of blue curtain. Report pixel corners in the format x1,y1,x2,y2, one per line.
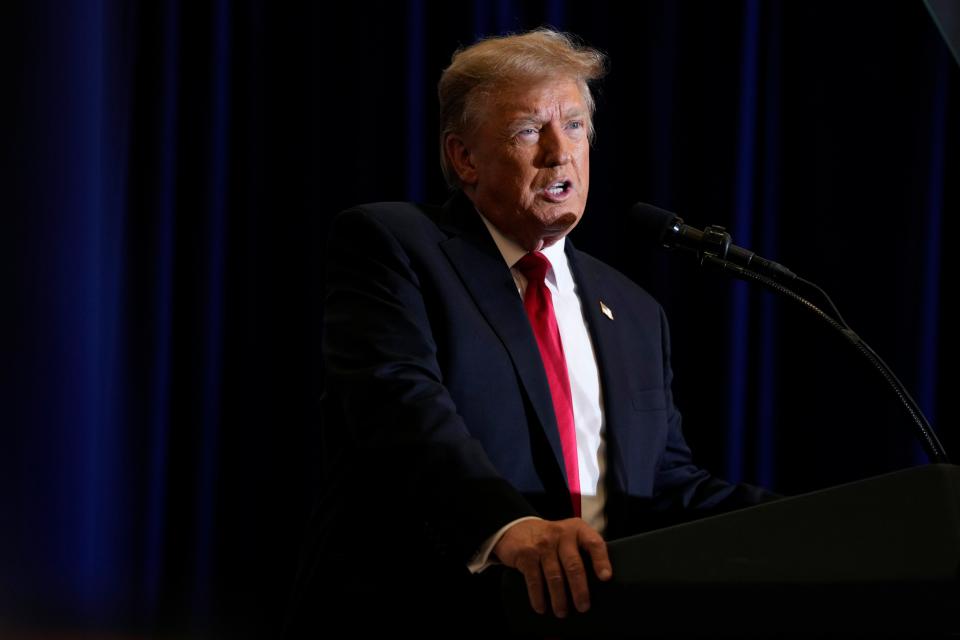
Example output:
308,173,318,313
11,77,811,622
4,1,958,636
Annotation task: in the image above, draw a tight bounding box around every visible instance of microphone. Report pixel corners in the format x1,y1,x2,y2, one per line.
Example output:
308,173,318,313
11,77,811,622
629,202,796,282
624,203,950,464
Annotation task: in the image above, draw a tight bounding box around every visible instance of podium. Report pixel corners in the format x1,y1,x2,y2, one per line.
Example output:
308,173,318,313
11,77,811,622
502,464,960,635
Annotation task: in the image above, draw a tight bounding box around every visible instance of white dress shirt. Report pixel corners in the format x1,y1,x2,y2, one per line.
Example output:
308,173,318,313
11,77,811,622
467,213,607,573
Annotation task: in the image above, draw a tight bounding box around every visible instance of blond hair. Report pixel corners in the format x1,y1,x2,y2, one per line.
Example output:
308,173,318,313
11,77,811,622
437,28,608,188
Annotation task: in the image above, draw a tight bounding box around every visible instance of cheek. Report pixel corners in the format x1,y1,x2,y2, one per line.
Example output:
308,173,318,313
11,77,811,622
502,171,529,197
577,143,590,166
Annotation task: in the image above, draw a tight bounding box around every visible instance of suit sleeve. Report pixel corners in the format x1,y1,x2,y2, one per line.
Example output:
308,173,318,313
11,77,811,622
321,208,537,562
649,305,778,515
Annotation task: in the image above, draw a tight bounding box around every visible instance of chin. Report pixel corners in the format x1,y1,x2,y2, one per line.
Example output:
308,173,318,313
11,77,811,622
547,211,580,233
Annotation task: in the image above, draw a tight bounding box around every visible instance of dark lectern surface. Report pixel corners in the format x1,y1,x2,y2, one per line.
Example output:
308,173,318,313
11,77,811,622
502,464,960,636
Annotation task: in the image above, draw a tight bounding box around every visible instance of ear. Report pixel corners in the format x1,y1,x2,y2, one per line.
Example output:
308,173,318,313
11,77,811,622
444,133,478,186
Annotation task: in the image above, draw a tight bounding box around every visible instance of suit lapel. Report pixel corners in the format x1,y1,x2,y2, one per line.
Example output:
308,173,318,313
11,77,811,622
436,193,570,487
565,242,631,501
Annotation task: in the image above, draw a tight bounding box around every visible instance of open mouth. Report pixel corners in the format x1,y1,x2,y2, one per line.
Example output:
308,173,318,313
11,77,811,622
542,179,573,201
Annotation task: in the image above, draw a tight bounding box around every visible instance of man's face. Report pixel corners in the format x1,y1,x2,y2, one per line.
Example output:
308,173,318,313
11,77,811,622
451,78,591,251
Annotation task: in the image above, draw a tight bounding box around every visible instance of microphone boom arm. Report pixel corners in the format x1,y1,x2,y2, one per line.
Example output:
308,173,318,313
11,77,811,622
700,254,950,464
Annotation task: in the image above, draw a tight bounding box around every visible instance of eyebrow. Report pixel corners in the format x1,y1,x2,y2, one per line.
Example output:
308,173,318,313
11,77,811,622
506,108,588,129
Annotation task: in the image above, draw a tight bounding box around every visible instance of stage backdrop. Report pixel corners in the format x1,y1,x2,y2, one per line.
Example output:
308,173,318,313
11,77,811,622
3,0,958,637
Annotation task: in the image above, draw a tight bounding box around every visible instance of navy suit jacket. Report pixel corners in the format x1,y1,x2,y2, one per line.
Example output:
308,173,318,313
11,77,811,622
291,190,772,627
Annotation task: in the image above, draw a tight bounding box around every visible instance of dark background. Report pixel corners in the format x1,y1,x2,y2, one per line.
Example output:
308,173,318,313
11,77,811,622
3,0,958,637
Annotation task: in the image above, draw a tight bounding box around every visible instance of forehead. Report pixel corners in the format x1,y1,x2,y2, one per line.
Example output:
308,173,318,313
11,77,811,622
484,78,587,122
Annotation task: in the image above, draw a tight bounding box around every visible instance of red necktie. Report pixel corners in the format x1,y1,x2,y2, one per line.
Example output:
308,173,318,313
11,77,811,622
515,251,581,518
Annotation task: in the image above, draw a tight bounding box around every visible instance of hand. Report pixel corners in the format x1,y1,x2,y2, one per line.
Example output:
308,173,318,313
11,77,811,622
493,518,612,618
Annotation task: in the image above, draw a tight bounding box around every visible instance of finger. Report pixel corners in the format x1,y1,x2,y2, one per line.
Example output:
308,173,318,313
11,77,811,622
558,534,590,613
578,527,613,581
540,552,569,618
516,555,546,615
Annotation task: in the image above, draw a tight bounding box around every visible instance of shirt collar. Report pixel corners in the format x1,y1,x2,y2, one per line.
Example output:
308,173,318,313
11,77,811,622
476,210,572,292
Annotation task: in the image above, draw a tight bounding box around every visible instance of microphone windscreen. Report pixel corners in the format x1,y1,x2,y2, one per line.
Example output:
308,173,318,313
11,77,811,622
627,202,680,248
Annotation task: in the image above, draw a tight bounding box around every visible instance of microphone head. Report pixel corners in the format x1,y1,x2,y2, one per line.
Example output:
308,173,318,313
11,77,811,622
627,202,682,249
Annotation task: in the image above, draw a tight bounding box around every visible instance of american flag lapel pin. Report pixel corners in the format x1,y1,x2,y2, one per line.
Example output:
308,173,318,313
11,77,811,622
600,300,614,320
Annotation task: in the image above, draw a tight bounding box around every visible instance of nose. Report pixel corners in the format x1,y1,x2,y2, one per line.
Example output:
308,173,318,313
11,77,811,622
539,123,572,167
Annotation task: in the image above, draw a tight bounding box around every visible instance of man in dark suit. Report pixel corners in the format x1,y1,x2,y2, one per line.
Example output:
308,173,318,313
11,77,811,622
287,29,774,634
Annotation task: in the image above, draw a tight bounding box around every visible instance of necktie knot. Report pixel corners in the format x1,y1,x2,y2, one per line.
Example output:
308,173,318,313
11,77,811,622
516,251,551,285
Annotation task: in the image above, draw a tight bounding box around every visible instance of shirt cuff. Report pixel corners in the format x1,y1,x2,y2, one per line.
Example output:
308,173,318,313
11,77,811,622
466,516,543,574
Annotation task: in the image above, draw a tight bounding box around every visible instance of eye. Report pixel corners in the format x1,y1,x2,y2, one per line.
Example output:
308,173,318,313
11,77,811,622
514,127,540,143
